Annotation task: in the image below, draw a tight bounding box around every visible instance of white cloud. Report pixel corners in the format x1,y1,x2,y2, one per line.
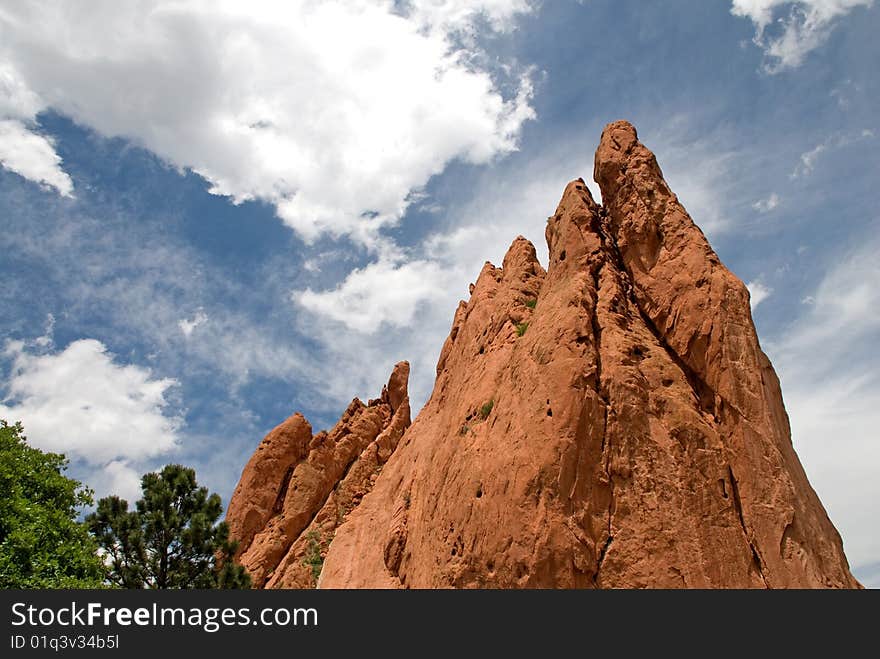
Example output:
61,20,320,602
178,310,208,337
0,0,534,246
297,258,451,331
765,230,880,573
89,460,145,504
746,279,773,308
752,192,780,212
731,0,873,72
0,62,73,195
0,119,73,196
0,338,182,465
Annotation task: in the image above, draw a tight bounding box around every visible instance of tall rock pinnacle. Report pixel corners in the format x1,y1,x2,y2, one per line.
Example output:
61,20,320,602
225,362,411,588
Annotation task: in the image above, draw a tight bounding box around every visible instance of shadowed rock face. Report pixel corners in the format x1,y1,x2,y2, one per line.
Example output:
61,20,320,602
314,121,859,589
225,362,410,588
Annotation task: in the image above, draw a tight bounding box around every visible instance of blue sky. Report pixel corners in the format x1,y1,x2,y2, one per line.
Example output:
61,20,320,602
1,1,877,586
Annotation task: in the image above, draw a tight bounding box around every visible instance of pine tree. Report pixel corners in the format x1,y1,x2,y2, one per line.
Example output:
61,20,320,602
87,464,250,589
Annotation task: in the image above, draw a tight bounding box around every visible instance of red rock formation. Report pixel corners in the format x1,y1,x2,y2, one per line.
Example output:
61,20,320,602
316,121,859,588
225,362,411,588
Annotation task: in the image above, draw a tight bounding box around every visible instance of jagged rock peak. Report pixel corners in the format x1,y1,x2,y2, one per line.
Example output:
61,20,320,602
226,361,411,588
313,121,858,589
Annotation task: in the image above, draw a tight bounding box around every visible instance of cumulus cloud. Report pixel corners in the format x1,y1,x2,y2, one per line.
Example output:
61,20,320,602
0,338,182,465
0,119,73,196
0,0,534,246
297,259,450,331
0,61,73,197
731,0,874,72
0,334,185,500
89,460,145,504
0,62,73,196
746,279,773,308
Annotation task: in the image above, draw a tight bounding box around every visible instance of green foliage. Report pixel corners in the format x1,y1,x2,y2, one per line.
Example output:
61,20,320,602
515,322,529,337
0,420,104,588
301,530,324,587
86,464,250,589
524,298,537,309
479,399,494,420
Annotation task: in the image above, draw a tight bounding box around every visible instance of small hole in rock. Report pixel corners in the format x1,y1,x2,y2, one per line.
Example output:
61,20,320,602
547,408,553,417
476,487,483,498
559,250,566,262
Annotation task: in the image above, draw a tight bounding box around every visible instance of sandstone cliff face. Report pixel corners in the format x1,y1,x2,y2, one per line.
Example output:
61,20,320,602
315,121,858,588
225,362,410,588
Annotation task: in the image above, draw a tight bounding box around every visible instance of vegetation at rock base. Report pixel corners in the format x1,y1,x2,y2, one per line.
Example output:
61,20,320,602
302,530,324,587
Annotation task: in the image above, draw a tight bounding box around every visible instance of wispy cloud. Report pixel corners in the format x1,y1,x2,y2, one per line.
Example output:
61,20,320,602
790,128,875,178
178,309,208,338
731,0,874,73
765,227,880,571
0,174,307,389
752,192,780,212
